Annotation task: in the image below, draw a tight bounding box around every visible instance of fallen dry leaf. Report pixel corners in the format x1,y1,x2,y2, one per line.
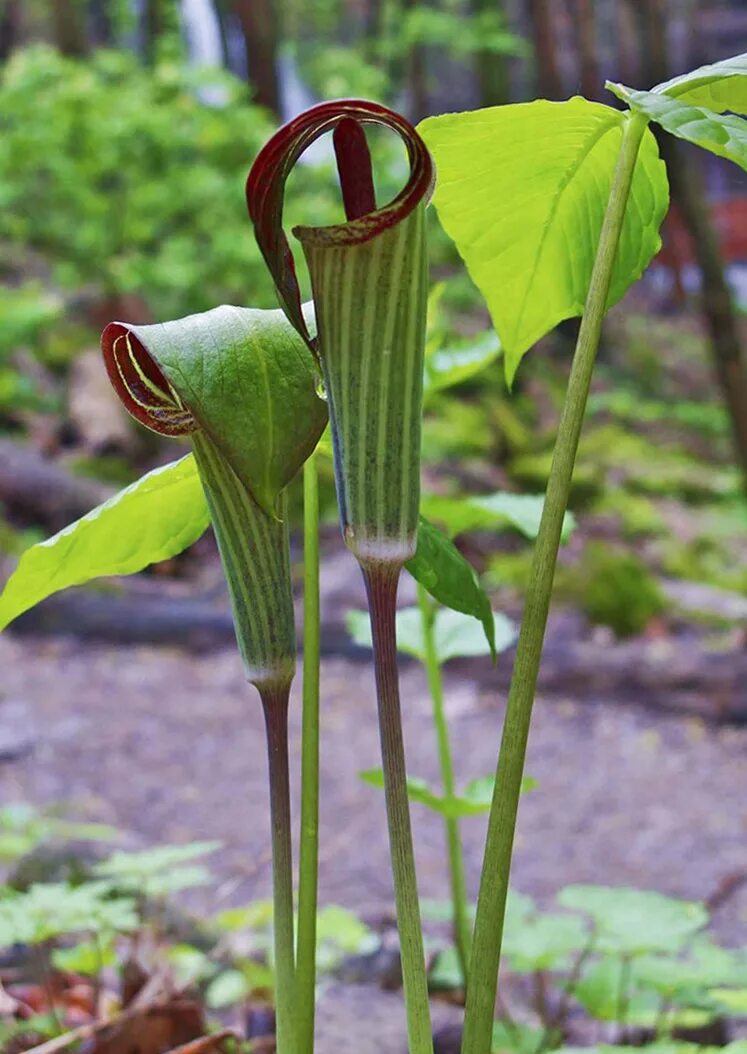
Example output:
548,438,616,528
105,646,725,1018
162,1028,239,1054
82,998,204,1054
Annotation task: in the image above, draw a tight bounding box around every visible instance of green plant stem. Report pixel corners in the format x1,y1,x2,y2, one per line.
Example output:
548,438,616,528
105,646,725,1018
363,561,434,1054
461,109,649,1054
260,685,297,1054
416,581,471,986
36,944,61,1036
296,453,321,1054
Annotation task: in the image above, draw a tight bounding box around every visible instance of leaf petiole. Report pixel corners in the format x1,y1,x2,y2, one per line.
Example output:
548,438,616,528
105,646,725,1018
461,110,650,1054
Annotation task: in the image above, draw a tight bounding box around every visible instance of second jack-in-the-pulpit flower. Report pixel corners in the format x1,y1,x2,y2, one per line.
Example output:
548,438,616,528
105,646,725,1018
102,305,327,1054
102,305,327,690
247,100,434,568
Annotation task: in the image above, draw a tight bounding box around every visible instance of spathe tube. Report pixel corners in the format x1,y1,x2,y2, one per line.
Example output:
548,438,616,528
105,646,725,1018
247,101,434,564
101,304,326,690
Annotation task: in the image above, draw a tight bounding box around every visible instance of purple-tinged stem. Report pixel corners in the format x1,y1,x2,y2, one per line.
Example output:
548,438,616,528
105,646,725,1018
362,561,433,1054
260,684,296,1054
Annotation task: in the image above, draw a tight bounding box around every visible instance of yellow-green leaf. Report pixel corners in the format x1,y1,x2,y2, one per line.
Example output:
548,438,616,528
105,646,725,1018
419,100,668,380
608,82,747,172
0,455,209,630
654,53,747,114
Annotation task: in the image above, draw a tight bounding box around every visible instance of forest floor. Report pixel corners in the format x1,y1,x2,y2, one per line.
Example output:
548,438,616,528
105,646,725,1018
1,297,747,1050
1,548,746,1053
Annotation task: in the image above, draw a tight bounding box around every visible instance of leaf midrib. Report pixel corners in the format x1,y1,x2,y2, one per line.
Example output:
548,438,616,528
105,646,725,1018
509,113,620,351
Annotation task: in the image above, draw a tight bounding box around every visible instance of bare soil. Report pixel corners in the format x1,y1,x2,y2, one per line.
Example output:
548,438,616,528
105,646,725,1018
1,566,746,1052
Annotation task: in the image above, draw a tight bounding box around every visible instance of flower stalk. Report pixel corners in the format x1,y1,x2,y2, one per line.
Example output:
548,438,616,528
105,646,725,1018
461,110,649,1054
416,582,471,986
296,453,321,1054
363,562,433,1054
261,684,297,1054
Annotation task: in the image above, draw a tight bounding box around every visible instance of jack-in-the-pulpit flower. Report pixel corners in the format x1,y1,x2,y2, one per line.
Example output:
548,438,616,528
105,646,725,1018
248,104,437,1054
103,305,326,1054
247,100,434,568
102,305,327,691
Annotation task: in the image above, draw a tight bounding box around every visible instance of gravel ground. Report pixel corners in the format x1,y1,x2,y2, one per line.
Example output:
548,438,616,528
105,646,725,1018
1,622,746,1052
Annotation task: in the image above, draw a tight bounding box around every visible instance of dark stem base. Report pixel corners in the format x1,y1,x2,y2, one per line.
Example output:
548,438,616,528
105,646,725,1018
260,684,296,1054
362,560,433,1054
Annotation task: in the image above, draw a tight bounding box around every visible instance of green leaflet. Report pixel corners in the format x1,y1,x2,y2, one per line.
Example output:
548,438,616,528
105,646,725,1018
359,769,534,820
423,331,502,397
347,606,515,663
653,52,747,114
107,305,327,516
608,83,747,172
297,205,428,562
192,434,295,688
421,490,575,541
419,100,669,381
405,516,496,658
0,455,209,631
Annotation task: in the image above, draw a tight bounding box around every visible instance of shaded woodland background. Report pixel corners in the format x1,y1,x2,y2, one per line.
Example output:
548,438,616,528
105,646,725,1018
0,4,746,1053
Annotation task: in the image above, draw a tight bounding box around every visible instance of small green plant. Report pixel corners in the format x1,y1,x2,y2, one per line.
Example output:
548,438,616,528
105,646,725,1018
0,284,63,414
0,822,378,1046
571,542,666,638
418,53,747,1054
0,803,117,865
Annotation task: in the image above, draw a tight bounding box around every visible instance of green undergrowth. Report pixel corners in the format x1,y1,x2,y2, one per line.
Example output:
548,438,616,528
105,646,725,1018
560,542,667,637
3,804,747,1054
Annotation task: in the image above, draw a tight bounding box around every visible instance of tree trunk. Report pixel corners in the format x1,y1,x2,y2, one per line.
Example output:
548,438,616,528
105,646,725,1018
471,0,510,107
143,0,163,62
234,0,281,117
403,0,428,120
528,0,563,99
573,0,599,99
615,0,640,87
210,0,233,71
0,0,20,60
363,0,384,59
660,139,747,489
51,0,88,56
89,0,114,46
0,440,113,532
638,0,747,491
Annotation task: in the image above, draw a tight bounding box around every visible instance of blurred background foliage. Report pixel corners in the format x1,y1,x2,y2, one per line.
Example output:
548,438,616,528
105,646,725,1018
0,5,746,1049
0,0,745,631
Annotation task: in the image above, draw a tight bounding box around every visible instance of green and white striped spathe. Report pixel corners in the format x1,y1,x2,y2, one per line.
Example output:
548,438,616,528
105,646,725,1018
192,432,295,691
297,205,428,565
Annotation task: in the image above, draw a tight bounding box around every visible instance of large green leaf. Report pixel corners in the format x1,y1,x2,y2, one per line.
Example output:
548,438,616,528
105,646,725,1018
419,100,668,380
423,331,502,397
558,884,708,955
346,605,515,663
609,83,747,172
654,53,747,113
0,455,209,630
405,516,495,657
421,490,575,541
